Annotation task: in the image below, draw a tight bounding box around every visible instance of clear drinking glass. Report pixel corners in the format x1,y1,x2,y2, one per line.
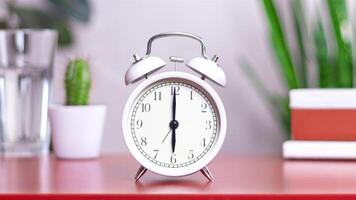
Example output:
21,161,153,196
0,29,57,156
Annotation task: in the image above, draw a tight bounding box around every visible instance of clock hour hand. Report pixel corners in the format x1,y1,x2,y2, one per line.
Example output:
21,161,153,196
172,127,176,153
169,120,179,152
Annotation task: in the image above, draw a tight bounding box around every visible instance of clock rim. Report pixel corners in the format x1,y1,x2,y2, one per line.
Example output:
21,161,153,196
122,71,227,176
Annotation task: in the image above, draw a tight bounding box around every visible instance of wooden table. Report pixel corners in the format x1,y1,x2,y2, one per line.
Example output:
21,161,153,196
1,154,356,199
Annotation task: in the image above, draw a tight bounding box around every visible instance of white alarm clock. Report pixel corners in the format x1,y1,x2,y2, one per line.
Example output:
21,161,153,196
122,32,226,181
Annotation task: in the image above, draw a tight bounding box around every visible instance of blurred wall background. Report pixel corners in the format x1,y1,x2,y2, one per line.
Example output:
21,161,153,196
15,0,287,154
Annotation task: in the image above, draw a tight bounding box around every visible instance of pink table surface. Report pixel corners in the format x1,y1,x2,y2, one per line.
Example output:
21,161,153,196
1,154,356,197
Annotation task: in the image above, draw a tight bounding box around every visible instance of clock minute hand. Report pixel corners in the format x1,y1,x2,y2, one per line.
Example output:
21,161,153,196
172,87,176,121
171,88,177,153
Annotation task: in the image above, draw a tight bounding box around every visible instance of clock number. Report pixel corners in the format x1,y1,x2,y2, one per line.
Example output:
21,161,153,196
201,138,206,147
154,91,162,101
141,103,151,112
140,137,147,146
171,86,180,95
188,150,194,160
136,120,143,129
205,120,212,130
201,103,207,113
190,90,193,100
153,149,159,159
170,154,177,163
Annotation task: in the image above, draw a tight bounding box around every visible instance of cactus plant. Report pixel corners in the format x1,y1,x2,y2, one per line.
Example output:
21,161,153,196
65,58,91,105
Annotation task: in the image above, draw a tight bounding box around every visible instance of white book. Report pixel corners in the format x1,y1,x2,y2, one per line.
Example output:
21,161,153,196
283,140,356,160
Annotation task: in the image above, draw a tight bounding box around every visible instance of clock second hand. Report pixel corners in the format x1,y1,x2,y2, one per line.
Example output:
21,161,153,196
161,128,172,144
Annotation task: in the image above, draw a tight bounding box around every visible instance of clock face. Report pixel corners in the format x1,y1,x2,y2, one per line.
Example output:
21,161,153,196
123,72,226,176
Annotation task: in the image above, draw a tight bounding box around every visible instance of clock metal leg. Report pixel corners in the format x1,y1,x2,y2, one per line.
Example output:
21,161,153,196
135,165,147,181
200,166,213,181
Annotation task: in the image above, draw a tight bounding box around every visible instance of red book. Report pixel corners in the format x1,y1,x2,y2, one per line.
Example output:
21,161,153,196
290,89,356,141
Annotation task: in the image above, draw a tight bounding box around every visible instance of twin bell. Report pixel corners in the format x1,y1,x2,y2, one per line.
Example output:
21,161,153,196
124,32,226,87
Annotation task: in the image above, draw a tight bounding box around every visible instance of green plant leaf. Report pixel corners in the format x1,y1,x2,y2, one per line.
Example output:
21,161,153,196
327,0,353,87
269,96,290,139
262,0,299,90
240,61,272,98
291,0,308,88
313,18,335,88
240,61,290,138
48,0,91,23
0,21,7,29
9,5,73,46
54,20,73,46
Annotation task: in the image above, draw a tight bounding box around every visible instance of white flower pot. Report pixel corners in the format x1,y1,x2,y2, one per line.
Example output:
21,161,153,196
49,105,107,159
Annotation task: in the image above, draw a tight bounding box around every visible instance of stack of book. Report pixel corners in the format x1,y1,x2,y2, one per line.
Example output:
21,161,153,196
283,89,356,159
